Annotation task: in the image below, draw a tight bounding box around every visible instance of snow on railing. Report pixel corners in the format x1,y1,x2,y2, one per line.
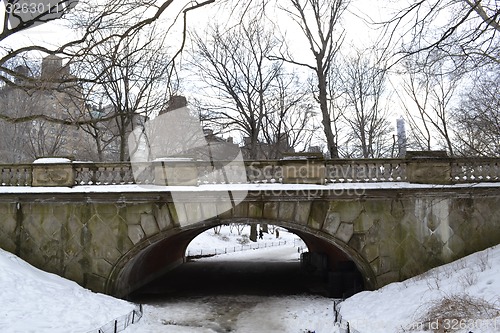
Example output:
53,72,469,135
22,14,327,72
1,157,500,186
86,304,143,333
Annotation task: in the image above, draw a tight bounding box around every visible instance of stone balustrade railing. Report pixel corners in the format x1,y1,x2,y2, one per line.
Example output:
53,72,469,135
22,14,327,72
0,164,33,186
0,156,499,187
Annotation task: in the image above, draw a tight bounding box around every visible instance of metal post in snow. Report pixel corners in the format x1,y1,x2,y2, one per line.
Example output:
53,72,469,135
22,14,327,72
114,320,118,333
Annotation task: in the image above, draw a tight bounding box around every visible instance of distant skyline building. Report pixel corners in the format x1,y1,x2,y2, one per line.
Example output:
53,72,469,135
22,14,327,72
397,117,407,157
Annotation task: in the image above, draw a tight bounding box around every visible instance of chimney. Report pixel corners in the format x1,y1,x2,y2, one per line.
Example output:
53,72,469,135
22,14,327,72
13,65,30,85
397,117,407,157
41,55,68,79
203,128,214,137
166,95,187,112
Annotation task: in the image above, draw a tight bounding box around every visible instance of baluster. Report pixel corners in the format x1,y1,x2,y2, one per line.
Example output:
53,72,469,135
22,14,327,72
74,166,82,185
261,164,271,183
11,167,18,186
198,164,209,184
246,162,261,183
275,165,283,183
394,162,402,181
493,162,500,181
477,163,485,181
325,163,334,183
466,163,474,182
340,164,350,183
26,166,33,186
8,168,14,185
387,162,394,182
453,162,465,182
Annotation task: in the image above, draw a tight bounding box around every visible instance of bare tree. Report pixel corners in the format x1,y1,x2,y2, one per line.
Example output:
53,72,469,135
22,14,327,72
259,71,319,158
74,27,175,161
1,0,215,123
397,54,461,155
337,51,392,158
452,70,500,156
191,19,312,159
379,0,500,71
275,0,349,158
0,58,91,162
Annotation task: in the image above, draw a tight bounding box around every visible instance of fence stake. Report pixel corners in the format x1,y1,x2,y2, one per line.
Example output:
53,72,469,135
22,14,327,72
114,319,118,333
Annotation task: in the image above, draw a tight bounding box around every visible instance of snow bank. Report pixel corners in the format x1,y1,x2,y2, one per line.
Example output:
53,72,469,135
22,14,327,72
0,248,136,333
340,245,500,333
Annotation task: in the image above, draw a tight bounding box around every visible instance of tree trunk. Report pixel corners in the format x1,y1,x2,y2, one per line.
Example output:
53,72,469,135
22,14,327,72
318,69,339,158
250,224,257,242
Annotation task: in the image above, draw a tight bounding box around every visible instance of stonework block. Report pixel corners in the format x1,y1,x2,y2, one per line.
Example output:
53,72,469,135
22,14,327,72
406,151,452,184
373,256,392,275
331,201,363,223
278,202,295,221
363,243,379,263
308,201,328,230
95,204,118,219
294,202,311,224
281,155,326,185
140,214,159,237
185,202,203,225
85,274,107,295
348,233,366,253
263,202,278,220
0,207,17,235
323,211,341,236
336,222,354,243
155,204,173,230
233,202,248,218
91,258,113,277
377,271,400,287
128,225,145,245
353,212,374,233
172,203,188,225
32,164,74,187
216,201,233,219
154,161,198,186
446,233,465,256
248,202,263,219
200,202,217,221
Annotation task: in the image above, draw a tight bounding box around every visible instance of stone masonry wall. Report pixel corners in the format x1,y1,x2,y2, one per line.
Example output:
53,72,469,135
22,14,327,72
0,189,499,295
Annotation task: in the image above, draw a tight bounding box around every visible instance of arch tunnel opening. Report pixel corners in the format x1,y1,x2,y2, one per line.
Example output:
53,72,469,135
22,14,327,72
111,221,367,301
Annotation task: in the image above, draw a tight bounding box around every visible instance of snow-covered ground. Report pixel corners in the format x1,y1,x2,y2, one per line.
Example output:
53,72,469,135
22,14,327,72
0,224,498,333
340,245,500,333
0,248,136,333
186,224,304,257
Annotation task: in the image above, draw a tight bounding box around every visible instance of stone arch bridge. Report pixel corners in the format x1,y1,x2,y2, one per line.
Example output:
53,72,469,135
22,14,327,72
0,156,499,297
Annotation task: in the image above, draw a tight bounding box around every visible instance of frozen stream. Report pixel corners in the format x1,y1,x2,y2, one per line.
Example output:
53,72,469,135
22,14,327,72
125,245,341,333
